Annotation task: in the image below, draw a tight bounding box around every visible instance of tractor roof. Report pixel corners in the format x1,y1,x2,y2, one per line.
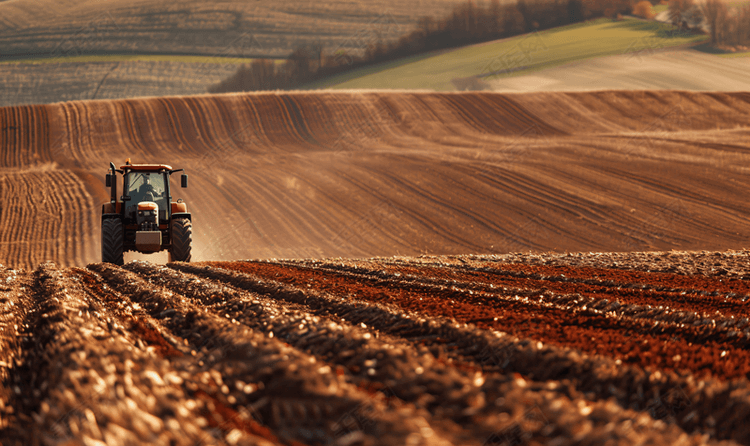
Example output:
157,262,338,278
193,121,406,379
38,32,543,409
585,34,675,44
121,163,173,171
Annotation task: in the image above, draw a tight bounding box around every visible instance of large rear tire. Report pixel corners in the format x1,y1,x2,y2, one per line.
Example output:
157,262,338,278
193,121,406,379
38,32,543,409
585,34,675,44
101,218,124,265
170,218,192,262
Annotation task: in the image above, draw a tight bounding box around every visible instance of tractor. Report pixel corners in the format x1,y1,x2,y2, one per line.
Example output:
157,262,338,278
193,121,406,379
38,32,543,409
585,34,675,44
101,159,192,265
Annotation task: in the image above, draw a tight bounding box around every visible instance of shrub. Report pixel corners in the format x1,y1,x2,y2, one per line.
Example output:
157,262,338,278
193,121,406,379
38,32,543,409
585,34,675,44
633,0,655,19
668,0,693,26
208,60,295,93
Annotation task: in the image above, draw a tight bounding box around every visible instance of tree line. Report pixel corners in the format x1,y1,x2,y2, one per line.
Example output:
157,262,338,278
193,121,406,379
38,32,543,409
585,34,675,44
209,0,712,93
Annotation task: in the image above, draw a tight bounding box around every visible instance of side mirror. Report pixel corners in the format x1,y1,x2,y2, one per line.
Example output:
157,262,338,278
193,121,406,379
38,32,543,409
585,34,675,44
181,174,188,188
106,174,112,187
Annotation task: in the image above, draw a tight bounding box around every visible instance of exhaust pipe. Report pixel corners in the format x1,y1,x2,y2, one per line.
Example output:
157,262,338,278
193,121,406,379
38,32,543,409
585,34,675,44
109,162,117,205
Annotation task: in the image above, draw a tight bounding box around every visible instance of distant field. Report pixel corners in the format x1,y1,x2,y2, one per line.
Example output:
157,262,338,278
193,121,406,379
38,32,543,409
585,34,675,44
0,61,242,106
307,17,708,90
486,47,750,92
0,0,466,104
0,0,463,60
0,54,265,65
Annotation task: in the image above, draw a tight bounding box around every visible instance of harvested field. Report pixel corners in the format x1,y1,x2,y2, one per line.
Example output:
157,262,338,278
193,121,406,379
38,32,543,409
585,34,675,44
0,61,240,107
0,0,454,60
1,251,750,443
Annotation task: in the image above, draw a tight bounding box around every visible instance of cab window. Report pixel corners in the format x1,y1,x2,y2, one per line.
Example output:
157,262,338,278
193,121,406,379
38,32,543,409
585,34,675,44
126,172,168,221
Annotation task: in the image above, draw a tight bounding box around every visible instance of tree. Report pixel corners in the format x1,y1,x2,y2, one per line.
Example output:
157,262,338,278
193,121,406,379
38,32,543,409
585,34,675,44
668,0,693,27
417,16,437,34
288,47,312,81
489,0,503,34
310,42,323,70
516,0,534,31
682,4,704,30
633,0,655,19
503,4,526,35
701,0,728,44
567,0,584,22
735,4,750,46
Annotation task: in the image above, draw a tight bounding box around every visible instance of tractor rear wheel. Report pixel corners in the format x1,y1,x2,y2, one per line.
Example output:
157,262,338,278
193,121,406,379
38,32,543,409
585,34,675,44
101,218,124,265
170,218,192,262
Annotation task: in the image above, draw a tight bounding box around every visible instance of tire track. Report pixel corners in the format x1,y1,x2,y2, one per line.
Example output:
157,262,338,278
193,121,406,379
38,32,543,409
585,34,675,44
183,96,219,157
157,98,195,157
439,93,566,137
278,95,317,146
0,104,48,168
6,91,750,264
353,168,487,253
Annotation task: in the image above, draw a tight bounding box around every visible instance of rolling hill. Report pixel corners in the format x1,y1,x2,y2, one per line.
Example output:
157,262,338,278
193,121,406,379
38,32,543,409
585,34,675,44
305,17,710,90
1,90,749,268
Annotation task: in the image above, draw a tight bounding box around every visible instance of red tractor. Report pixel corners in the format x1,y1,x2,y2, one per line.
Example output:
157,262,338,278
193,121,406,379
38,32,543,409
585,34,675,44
101,160,192,265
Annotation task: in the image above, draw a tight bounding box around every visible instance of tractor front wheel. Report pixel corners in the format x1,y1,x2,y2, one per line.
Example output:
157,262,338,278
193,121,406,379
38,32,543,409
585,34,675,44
101,218,124,265
170,218,192,262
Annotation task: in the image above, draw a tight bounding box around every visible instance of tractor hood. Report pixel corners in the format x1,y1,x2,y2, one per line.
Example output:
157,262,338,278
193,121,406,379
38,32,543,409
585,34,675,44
137,202,158,211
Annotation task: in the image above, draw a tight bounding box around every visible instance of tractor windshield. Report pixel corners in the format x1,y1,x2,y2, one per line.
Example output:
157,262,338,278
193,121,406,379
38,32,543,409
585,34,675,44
126,172,168,221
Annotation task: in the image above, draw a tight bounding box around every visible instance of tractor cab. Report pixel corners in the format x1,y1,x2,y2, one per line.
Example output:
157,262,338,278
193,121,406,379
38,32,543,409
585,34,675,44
102,159,191,265
122,169,170,226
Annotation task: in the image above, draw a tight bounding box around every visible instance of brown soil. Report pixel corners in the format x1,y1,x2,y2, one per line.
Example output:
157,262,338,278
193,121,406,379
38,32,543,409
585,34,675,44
0,254,748,444
2,90,750,267
0,90,749,444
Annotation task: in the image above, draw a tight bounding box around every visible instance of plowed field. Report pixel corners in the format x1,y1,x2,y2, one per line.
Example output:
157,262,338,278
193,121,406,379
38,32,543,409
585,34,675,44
2,90,750,267
1,251,750,444
1,89,750,443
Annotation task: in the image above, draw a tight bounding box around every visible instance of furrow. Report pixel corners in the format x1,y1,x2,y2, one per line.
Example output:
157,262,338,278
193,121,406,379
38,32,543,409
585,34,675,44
125,262,508,444
324,257,750,316
144,262,736,446
287,259,750,346
89,262,447,446
172,261,750,445
0,267,33,444
470,250,750,281
206,261,750,382
12,263,233,445
423,257,750,301
71,267,281,446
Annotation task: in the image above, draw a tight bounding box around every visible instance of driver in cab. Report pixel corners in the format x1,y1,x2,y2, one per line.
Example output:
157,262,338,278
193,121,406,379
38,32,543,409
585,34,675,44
138,176,160,201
